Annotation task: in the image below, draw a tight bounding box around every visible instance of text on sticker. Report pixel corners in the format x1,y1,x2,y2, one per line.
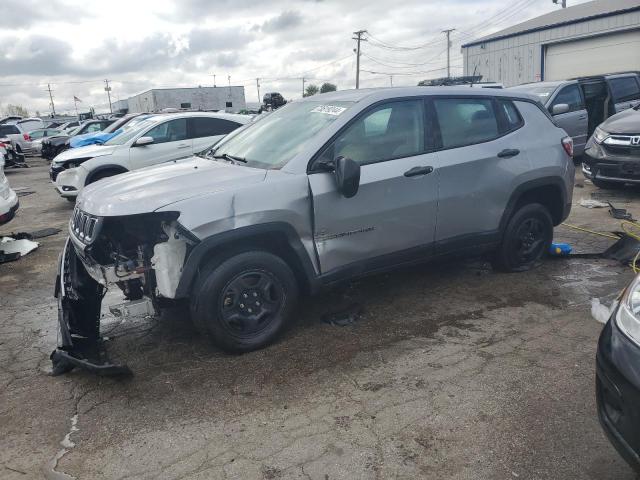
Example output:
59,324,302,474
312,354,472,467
310,105,347,116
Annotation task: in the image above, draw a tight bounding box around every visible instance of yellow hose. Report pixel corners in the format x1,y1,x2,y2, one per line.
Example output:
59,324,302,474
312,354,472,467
560,223,620,240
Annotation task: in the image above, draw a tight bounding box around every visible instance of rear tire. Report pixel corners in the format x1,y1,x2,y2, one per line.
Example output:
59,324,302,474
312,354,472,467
493,203,553,272
190,250,298,353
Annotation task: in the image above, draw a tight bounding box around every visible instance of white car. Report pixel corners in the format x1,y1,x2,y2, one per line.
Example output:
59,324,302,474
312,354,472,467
51,112,250,200
0,146,18,225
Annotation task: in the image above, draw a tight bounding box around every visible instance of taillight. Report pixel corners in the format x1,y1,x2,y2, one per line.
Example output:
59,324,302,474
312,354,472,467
23,133,30,141
562,136,573,158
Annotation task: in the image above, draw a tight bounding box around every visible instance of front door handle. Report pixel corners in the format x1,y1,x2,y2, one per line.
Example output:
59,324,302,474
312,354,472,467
578,115,587,120
497,148,520,158
404,166,434,177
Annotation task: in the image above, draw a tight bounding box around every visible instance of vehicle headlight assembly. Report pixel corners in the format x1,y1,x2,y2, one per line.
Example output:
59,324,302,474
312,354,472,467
617,275,640,346
593,126,609,144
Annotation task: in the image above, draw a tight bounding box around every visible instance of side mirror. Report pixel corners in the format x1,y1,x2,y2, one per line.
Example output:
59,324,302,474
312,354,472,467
551,103,570,115
134,136,154,146
334,156,360,198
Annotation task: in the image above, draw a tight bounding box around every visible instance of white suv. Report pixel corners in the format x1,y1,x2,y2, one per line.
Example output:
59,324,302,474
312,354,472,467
51,112,251,200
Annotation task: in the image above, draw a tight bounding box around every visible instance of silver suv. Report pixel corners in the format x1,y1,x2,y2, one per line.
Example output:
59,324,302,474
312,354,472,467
51,87,575,374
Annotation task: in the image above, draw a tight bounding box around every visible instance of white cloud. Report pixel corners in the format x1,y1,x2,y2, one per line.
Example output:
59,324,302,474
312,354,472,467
0,0,589,115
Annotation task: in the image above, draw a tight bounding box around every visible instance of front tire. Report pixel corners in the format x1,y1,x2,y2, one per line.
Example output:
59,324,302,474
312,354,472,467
494,203,553,272
190,251,298,353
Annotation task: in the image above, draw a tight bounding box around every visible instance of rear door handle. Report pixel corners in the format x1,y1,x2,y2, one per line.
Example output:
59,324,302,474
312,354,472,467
404,166,434,177
578,115,587,119
497,149,520,158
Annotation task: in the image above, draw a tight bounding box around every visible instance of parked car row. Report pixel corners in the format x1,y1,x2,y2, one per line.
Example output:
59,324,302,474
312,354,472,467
50,111,250,200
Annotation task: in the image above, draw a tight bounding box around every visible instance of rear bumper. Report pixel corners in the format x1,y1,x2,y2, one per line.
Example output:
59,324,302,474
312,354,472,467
596,314,640,474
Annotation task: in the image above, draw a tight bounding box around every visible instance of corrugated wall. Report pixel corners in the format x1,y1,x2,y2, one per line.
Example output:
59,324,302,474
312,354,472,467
462,9,640,86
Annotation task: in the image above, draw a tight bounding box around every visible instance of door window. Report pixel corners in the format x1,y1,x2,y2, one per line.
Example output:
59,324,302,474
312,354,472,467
29,130,45,139
550,84,584,113
0,125,20,135
609,77,640,102
321,100,425,165
434,98,499,148
144,119,188,144
85,123,104,133
189,117,241,139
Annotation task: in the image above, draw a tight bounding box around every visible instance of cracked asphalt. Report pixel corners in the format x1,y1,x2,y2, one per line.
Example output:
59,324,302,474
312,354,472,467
2,158,640,479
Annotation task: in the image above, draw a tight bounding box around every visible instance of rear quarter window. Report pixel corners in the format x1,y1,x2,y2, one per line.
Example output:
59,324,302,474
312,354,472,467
0,125,20,135
609,77,640,102
498,100,524,132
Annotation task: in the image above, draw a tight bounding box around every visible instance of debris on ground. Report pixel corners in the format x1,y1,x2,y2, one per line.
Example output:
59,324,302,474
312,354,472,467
549,242,572,256
580,198,609,209
11,227,62,239
608,202,634,221
591,298,615,324
321,303,363,326
575,183,584,188
16,190,35,197
0,236,39,263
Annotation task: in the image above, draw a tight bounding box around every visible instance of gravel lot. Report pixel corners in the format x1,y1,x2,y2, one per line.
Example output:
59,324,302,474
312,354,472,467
1,157,639,480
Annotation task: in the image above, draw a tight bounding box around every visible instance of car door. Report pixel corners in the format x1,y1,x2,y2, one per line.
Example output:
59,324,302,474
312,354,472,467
128,118,191,170
607,75,640,112
548,83,588,156
433,97,530,252
188,117,242,153
308,98,440,275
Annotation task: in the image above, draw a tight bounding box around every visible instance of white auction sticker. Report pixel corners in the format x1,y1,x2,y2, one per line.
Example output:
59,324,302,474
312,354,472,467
310,105,347,115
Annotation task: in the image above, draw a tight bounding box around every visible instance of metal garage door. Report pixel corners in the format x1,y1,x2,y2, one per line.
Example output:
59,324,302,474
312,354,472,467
545,29,640,81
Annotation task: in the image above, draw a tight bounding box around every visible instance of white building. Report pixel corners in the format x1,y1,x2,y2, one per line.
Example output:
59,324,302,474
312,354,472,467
461,0,640,87
120,86,246,114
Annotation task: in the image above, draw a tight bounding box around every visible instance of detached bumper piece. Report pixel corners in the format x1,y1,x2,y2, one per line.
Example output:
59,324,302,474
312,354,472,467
50,239,132,376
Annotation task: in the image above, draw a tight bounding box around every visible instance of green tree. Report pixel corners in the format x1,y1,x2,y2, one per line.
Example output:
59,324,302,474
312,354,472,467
320,82,337,93
304,84,319,97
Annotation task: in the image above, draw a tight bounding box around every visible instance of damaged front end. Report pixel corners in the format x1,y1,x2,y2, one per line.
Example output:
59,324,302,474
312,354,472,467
51,208,195,376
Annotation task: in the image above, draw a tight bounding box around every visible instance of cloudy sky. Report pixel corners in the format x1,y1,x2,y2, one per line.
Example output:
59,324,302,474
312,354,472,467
0,0,588,115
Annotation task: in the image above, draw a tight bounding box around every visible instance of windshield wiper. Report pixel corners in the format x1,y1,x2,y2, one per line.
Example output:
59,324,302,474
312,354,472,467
212,153,248,164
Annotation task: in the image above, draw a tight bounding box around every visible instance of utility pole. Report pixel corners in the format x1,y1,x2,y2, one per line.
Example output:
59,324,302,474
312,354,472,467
104,79,113,113
256,78,261,103
302,77,306,97
352,29,367,89
213,74,217,87
390,74,393,87
442,29,455,78
46,83,56,117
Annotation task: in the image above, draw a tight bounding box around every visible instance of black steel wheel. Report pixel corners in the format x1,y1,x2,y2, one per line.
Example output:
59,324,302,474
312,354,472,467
494,203,553,272
190,250,298,353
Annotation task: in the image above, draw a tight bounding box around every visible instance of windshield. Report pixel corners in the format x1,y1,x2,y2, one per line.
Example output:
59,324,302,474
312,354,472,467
67,126,82,136
509,84,559,100
211,101,354,169
103,117,158,146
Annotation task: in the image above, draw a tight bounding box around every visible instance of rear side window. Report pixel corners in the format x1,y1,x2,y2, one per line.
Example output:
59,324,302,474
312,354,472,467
550,84,584,113
189,117,241,139
609,77,640,102
498,100,523,131
434,98,499,149
0,125,20,135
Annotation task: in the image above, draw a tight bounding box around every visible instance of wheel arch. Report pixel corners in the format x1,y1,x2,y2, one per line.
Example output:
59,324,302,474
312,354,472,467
499,177,568,232
175,222,320,299
84,164,129,185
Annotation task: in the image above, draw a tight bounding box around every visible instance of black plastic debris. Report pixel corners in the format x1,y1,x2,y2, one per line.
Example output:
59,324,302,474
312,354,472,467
601,233,640,264
321,303,363,326
608,202,634,221
16,190,35,197
9,228,62,240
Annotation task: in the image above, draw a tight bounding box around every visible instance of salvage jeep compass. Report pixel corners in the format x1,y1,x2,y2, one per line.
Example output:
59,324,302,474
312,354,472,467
51,87,575,374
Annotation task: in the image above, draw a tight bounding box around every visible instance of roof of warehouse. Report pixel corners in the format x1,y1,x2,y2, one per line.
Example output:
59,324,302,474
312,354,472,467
462,0,640,47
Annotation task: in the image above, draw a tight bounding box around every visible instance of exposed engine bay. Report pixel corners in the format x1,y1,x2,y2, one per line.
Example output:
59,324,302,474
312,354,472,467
51,208,195,375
